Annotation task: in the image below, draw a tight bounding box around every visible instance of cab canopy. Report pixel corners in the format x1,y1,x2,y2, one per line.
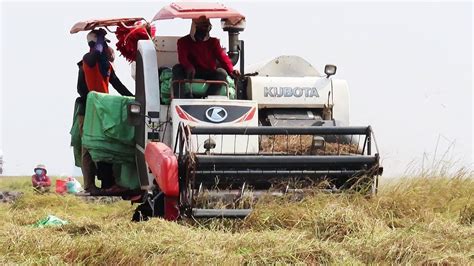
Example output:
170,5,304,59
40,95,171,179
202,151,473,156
70,17,145,34
152,2,245,22
69,2,245,34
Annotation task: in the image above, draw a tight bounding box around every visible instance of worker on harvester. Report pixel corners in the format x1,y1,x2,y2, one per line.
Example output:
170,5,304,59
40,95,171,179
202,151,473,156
172,16,240,98
76,28,134,193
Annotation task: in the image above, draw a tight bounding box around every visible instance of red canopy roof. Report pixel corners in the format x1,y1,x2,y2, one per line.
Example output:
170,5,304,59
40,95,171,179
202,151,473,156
152,2,245,22
70,17,145,34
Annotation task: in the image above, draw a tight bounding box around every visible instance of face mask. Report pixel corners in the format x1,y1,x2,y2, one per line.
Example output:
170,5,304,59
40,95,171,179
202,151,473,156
194,29,208,41
35,169,43,176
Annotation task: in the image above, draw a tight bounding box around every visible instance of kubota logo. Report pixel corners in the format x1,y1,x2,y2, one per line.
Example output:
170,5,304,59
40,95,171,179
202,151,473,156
264,87,320,98
205,107,228,123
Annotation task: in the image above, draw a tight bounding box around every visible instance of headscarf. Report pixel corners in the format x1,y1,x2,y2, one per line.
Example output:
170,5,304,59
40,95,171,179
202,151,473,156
190,16,211,42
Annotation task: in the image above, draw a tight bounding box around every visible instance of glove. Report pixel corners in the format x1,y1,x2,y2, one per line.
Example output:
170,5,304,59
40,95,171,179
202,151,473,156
230,69,241,79
95,35,105,53
94,29,108,53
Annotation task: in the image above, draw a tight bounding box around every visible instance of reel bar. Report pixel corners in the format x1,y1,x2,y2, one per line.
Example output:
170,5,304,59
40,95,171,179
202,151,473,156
194,169,365,177
192,208,252,218
195,155,378,165
189,126,371,135
197,190,290,198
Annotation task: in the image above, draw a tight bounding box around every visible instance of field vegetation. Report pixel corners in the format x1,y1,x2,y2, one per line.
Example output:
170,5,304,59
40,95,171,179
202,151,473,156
0,171,473,264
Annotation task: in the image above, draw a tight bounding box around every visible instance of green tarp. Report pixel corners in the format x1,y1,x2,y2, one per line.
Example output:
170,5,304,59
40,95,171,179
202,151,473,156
82,92,135,163
159,68,236,104
70,101,82,167
32,215,68,228
70,92,139,189
160,69,173,105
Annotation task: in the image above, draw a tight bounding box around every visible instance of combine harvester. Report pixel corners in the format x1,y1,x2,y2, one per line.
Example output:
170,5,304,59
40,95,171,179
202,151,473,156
70,2,382,221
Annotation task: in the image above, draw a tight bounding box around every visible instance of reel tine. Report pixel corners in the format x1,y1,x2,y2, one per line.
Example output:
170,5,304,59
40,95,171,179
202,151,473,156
234,182,247,205
271,135,275,155
221,134,223,154
246,135,249,154
299,134,303,154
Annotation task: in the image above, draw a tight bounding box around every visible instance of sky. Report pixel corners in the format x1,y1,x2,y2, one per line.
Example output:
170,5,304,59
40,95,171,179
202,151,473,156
0,1,472,177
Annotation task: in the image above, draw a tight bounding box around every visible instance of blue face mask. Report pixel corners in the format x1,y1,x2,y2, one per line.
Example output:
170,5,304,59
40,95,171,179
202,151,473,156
35,169,43,176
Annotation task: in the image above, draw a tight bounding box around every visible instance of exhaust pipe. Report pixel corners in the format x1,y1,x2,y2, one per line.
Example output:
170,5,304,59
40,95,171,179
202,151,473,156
227,31,240,65
221,18,246,66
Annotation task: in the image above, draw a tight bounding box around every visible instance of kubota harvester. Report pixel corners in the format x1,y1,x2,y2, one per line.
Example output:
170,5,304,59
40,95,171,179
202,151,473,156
70,2,382,221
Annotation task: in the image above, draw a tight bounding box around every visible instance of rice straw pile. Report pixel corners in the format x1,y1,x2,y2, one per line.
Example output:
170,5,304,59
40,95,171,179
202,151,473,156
260,135,359,155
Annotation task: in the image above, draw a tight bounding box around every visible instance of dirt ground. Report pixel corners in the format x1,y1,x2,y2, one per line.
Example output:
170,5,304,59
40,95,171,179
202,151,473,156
0,191,23,203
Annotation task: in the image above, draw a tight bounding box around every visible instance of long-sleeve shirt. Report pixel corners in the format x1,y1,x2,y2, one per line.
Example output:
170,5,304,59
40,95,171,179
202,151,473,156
32,174,51,187
177,35,234,74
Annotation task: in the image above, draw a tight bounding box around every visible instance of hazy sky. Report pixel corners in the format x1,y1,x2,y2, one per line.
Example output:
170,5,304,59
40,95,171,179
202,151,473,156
0,1,472,177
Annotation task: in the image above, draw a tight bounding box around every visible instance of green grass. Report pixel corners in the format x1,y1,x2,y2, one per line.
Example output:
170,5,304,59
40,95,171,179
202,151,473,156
0,174,473,264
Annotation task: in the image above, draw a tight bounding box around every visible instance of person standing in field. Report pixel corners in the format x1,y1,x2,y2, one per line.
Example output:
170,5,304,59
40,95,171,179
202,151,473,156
32,164,51,192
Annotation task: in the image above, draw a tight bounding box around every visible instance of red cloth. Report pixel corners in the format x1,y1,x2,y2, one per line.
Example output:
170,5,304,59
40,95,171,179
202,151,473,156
115,22,156,63
177,35,234,74
32,174,51,187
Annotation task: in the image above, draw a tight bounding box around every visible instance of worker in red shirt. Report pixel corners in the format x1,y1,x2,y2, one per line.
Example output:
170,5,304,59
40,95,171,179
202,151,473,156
32,164,51,192
76,29,133,193
173,16,240,98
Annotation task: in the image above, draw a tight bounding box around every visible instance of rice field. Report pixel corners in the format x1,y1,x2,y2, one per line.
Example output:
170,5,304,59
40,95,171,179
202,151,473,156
0,172,473,264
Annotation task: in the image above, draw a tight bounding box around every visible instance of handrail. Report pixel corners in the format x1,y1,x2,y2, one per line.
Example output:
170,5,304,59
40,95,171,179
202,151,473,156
171,79,229,99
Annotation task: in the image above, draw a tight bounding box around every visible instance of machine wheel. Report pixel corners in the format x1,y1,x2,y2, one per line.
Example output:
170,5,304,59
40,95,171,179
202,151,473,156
131,191,165,222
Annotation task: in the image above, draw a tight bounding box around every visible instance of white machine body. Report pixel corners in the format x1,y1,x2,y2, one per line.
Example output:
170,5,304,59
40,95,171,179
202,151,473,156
171,99,259,154
134,39,352,189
